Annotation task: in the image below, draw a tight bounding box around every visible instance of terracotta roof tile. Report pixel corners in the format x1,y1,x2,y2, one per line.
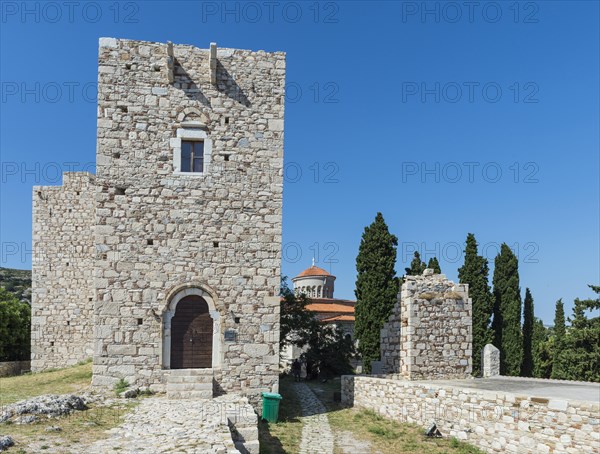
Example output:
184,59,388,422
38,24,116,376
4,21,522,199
296,265,331,277
306,303,355,314
320,315,355,322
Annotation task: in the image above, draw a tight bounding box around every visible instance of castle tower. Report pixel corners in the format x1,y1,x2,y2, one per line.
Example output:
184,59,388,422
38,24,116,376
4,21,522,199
32,38,286,408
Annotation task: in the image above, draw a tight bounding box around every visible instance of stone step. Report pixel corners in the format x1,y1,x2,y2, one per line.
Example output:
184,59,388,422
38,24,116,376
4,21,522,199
169,368,214,377
167,390,213,399
167,375,213,384
166,383,212,392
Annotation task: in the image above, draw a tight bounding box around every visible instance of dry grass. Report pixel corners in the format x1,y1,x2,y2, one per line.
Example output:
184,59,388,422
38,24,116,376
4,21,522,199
259,375,303,454
418,292,439,301
0,360,139,453
327,408,483,454
2,401,138,453
0,360,93,406
306,379,484,454
444,291,464,301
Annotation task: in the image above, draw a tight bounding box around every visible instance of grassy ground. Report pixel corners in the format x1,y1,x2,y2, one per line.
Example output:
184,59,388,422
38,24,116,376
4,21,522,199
259,375,303,454
305,378,484,454
0,360,139,453
0,360,93,406
259,375,483,454
2,401,138,453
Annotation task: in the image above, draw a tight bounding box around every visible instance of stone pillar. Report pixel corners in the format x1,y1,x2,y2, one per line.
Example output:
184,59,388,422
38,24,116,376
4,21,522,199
482,344,500,377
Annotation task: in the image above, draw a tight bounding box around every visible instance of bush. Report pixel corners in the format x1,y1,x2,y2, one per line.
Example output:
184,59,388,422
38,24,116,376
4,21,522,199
113,378,130,396
0,287,31,361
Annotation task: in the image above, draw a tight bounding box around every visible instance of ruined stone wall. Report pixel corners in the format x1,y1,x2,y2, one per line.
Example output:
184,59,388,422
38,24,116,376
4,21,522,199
381,270,472,379
342,375,600,453
92,38,284,405
31,172,96,370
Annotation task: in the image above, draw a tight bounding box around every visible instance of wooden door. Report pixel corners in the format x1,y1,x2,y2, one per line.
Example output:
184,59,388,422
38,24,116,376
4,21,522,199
170,295,213,369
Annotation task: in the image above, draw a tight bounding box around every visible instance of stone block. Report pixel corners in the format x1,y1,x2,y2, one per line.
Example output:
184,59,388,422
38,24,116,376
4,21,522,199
482,344,500,377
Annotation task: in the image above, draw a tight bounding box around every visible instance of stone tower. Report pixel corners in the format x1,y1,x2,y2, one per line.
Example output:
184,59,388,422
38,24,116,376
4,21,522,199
380,269,472,379
32,38,285,407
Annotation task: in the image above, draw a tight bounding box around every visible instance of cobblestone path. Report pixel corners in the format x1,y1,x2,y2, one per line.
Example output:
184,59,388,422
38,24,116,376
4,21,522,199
294,382,335,454
87,395,255,453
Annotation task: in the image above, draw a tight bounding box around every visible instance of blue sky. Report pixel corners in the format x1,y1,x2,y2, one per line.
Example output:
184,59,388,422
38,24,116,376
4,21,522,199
1,1,598,324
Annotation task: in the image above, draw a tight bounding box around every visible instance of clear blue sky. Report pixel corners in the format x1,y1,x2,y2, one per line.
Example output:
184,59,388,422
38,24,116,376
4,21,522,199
1,1,598,324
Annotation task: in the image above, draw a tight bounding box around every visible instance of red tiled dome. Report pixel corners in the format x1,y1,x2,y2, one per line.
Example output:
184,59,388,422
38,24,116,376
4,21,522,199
296,265,331,278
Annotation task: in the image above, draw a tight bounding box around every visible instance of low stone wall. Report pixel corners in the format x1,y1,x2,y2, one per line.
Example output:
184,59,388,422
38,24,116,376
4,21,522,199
341,375,600,453
0,361,30,377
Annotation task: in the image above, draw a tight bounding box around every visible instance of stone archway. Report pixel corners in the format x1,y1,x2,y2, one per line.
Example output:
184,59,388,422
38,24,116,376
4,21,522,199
162,285,221,369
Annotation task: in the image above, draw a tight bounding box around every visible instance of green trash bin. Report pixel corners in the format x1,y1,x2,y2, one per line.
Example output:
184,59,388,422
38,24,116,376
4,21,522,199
261,392,282,423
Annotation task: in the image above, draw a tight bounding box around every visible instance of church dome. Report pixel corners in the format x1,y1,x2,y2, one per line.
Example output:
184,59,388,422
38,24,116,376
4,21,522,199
292,262,336,299
295,265,331,278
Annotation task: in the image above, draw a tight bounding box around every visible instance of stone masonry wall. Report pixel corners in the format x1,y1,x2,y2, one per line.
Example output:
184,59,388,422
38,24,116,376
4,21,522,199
342,375,600,453
92,38,284,407
380,270,472,379
31,172,96,370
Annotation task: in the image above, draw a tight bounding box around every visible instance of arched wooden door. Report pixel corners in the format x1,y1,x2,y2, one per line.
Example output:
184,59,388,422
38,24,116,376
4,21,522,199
170,295,213,369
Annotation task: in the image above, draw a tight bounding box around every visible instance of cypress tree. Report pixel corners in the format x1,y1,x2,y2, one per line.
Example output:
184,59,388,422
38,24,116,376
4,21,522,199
491,243,522,376
532,318,551,378
551,299,567,379
564,285,600,382
354,213,399,373
405,251,426,276
553,299,566,341
427,257,441,274
520,288,534,376
458,233,493,376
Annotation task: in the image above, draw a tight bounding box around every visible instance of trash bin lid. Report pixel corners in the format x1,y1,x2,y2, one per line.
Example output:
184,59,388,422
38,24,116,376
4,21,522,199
262,392,282,399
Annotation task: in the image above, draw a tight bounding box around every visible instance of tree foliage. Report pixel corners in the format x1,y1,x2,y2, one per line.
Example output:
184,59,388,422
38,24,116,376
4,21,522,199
550,299,567,379
0,287,31,361
550,286,600,382
354,212,399,373
458,233,493,376
303,324,355,378
280,279,355,377
491,244,522,376
405,251,426,276
520,288,534,377
427,257,441,274
532,319,552,378
280,278,317,350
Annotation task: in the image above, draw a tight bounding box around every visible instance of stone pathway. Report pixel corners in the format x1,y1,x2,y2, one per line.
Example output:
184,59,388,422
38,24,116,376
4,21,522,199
87,394,257,454
294,383,334,454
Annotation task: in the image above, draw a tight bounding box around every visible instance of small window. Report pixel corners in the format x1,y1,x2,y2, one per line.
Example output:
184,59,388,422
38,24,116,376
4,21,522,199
181,140,204,173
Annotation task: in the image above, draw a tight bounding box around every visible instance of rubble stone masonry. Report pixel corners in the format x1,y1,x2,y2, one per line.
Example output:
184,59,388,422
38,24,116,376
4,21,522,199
32,38,285,408
380,271,472,379
32,172,96,370
342,375,600,453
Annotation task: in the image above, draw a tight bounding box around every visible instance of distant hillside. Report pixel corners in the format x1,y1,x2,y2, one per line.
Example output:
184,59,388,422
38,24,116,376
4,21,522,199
0,267,32,303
